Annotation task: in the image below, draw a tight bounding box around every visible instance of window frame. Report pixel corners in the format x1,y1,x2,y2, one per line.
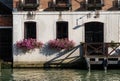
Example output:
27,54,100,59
56,21,68,39
24,21,37,39
86,0,104,10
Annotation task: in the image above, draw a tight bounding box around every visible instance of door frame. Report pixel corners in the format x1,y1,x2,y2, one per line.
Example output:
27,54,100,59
84,21,104,43
84,22,104,55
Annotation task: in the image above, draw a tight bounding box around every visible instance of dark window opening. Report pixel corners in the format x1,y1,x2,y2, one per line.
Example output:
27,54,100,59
55,0,71,11
56,0,68,4
56,21,68,39
88,0,102,4
85,22,104,43
19,0,39,11
25,0,37,4
96,0,101,3
88,0,94,4
24,22,36,39
0,28,12,62
87,0,103,10
113,1,119,8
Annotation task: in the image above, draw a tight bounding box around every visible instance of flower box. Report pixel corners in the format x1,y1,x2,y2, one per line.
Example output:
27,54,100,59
48,38,75,50
16,38,43,52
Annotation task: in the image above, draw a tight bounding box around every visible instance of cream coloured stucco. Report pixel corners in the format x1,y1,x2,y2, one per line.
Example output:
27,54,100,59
13,11,120,62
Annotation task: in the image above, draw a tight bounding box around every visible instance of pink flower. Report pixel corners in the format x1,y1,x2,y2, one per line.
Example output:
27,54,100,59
16,38,43,51
48,38,75,50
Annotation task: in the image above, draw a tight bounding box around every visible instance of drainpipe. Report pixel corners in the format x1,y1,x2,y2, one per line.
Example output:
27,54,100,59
53,0,56,5
101,0,104,6
85,0,88,9
118,0,120,8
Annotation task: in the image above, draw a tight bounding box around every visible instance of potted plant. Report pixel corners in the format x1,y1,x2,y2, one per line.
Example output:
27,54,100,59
109,40,118,48
48,38,75,50
16,38,43,52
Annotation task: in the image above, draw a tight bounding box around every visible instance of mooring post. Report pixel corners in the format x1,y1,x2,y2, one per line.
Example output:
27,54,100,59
103,57,108,71
0,59,1,72
85,57,91,71
88,62,91,71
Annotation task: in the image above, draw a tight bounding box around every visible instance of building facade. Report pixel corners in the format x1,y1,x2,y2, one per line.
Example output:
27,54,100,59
13,0,120,67
0,0,12,62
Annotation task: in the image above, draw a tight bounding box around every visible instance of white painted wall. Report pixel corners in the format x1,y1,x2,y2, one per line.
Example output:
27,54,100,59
13,11,120,62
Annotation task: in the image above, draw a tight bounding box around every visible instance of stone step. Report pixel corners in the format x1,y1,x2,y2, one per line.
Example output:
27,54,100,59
90,61,103,64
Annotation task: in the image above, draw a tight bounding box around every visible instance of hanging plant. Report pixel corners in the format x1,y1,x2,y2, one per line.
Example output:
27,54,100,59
48,38,75,50
109,40,118,48
16,38,43,52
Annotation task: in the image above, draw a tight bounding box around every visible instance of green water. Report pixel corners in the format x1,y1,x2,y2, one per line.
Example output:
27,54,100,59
1,69,120,81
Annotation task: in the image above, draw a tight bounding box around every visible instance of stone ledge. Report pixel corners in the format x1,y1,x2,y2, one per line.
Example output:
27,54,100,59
13,62,46,68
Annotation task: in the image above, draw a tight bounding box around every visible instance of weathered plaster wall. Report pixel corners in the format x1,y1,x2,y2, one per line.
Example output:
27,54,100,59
13,11,120,63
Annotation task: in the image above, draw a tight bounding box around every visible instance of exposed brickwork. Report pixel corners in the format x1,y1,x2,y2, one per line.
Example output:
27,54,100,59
0,16,12,26
102,0,116,10
13,0,119,11
40,0,50,10
13,0,19,8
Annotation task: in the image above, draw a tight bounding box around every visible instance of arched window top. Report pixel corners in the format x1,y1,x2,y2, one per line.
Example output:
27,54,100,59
56,21,68,23
85,21,104,24
24,21,36,23
85,21,104,43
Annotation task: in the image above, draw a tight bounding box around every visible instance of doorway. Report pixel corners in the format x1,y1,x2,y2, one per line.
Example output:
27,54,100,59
0,28,12,62
85,22,104,55
85,22,104,43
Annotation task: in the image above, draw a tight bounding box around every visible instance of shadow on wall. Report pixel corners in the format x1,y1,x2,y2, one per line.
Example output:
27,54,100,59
73,24,84,30
40,44,82,56
43,45,86,69
40,44,59,56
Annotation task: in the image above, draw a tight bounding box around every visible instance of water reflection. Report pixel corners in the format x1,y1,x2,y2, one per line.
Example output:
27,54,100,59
1,68,120,81
0,69,13,81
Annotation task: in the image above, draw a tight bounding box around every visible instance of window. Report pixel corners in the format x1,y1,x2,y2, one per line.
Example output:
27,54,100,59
86,0,104,10
19,0,39,11
88,0,102,4
55,0,71,11
85,22,104,43
88,0,94,4
56,0,68,4
24,22,36,39
113,0,120,8
25,0,37,4
95,0,101,3
56,21,68,39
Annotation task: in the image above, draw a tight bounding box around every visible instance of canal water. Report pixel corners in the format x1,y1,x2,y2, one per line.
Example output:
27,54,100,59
0,68,120,81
